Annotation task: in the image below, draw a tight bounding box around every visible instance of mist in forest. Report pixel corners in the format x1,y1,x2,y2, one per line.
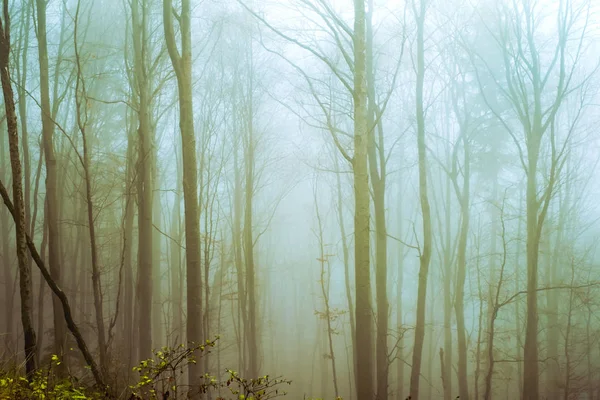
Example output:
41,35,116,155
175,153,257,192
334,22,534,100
0,0,599,399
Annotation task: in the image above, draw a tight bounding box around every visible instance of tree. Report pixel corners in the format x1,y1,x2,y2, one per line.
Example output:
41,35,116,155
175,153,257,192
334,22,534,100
409,0,433,398
163,0,204,395
131,0,154,363
469,1,594,397
35,0,67,368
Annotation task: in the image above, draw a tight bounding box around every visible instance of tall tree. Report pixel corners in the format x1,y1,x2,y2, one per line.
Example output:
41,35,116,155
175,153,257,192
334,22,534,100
470,1,592,397
163,0,203,395
409,0,433,398
352,0,375,398
131,0,154,363
35,0,67,366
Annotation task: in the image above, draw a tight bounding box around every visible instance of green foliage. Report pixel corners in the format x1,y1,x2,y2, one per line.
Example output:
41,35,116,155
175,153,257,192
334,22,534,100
218,369,291,400
0,339,338,399
130,337,218,399
0,354,97,399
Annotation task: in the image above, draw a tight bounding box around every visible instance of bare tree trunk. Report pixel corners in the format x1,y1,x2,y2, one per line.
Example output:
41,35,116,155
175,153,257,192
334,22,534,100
163,0,203,394
243,118,258,378
123,120,136,373
131,0,154,363
453,136,470,400
442,167,452,400
410,1,433,398
35,0,66,368
353,1,374,398
366,0,389,395
334,155,356,389
170,152,183,340
232,130,247,374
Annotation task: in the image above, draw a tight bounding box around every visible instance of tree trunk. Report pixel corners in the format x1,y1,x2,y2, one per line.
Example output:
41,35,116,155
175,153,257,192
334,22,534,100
243,120,258,378
366,1,388,398
409,1,433,398
123,121,136,373
131,0,154,363
334,155,356,390
163,0,203,394
454,137,470,400
35,0,66,368
353,0,374,399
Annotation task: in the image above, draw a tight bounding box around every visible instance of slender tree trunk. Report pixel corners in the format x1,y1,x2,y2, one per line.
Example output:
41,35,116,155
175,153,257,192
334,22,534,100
232,132,247,374
523,135,541,400
123,120,136,373
163,0,203,393
243,122,258,378
35,0,66,368
353,0,374,398
454,138,470,400
131,0,154,363
366,3,389,399
410,1,433,398
334,155,356,390
170,155,183,340
442,171,452,400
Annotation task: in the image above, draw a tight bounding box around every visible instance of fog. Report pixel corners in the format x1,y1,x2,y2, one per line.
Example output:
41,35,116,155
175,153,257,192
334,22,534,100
1,0,599,399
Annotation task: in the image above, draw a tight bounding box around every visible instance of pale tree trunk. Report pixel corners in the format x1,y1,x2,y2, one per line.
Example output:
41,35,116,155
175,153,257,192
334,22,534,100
396,204,405,400
409,0,433,398
353,0,374,398
232,128,247,374
243,114,258,378
35,0,66,368
366,1,389,398
123,120,136,372
163,0,203,394
441,172,452,400
453,135,470,400
334,154,356,390
131,0,154,363
170,151,183,340
0,19,37,375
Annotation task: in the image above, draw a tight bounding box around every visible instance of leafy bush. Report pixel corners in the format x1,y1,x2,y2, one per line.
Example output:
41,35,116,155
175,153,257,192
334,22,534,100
0,355,97,399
